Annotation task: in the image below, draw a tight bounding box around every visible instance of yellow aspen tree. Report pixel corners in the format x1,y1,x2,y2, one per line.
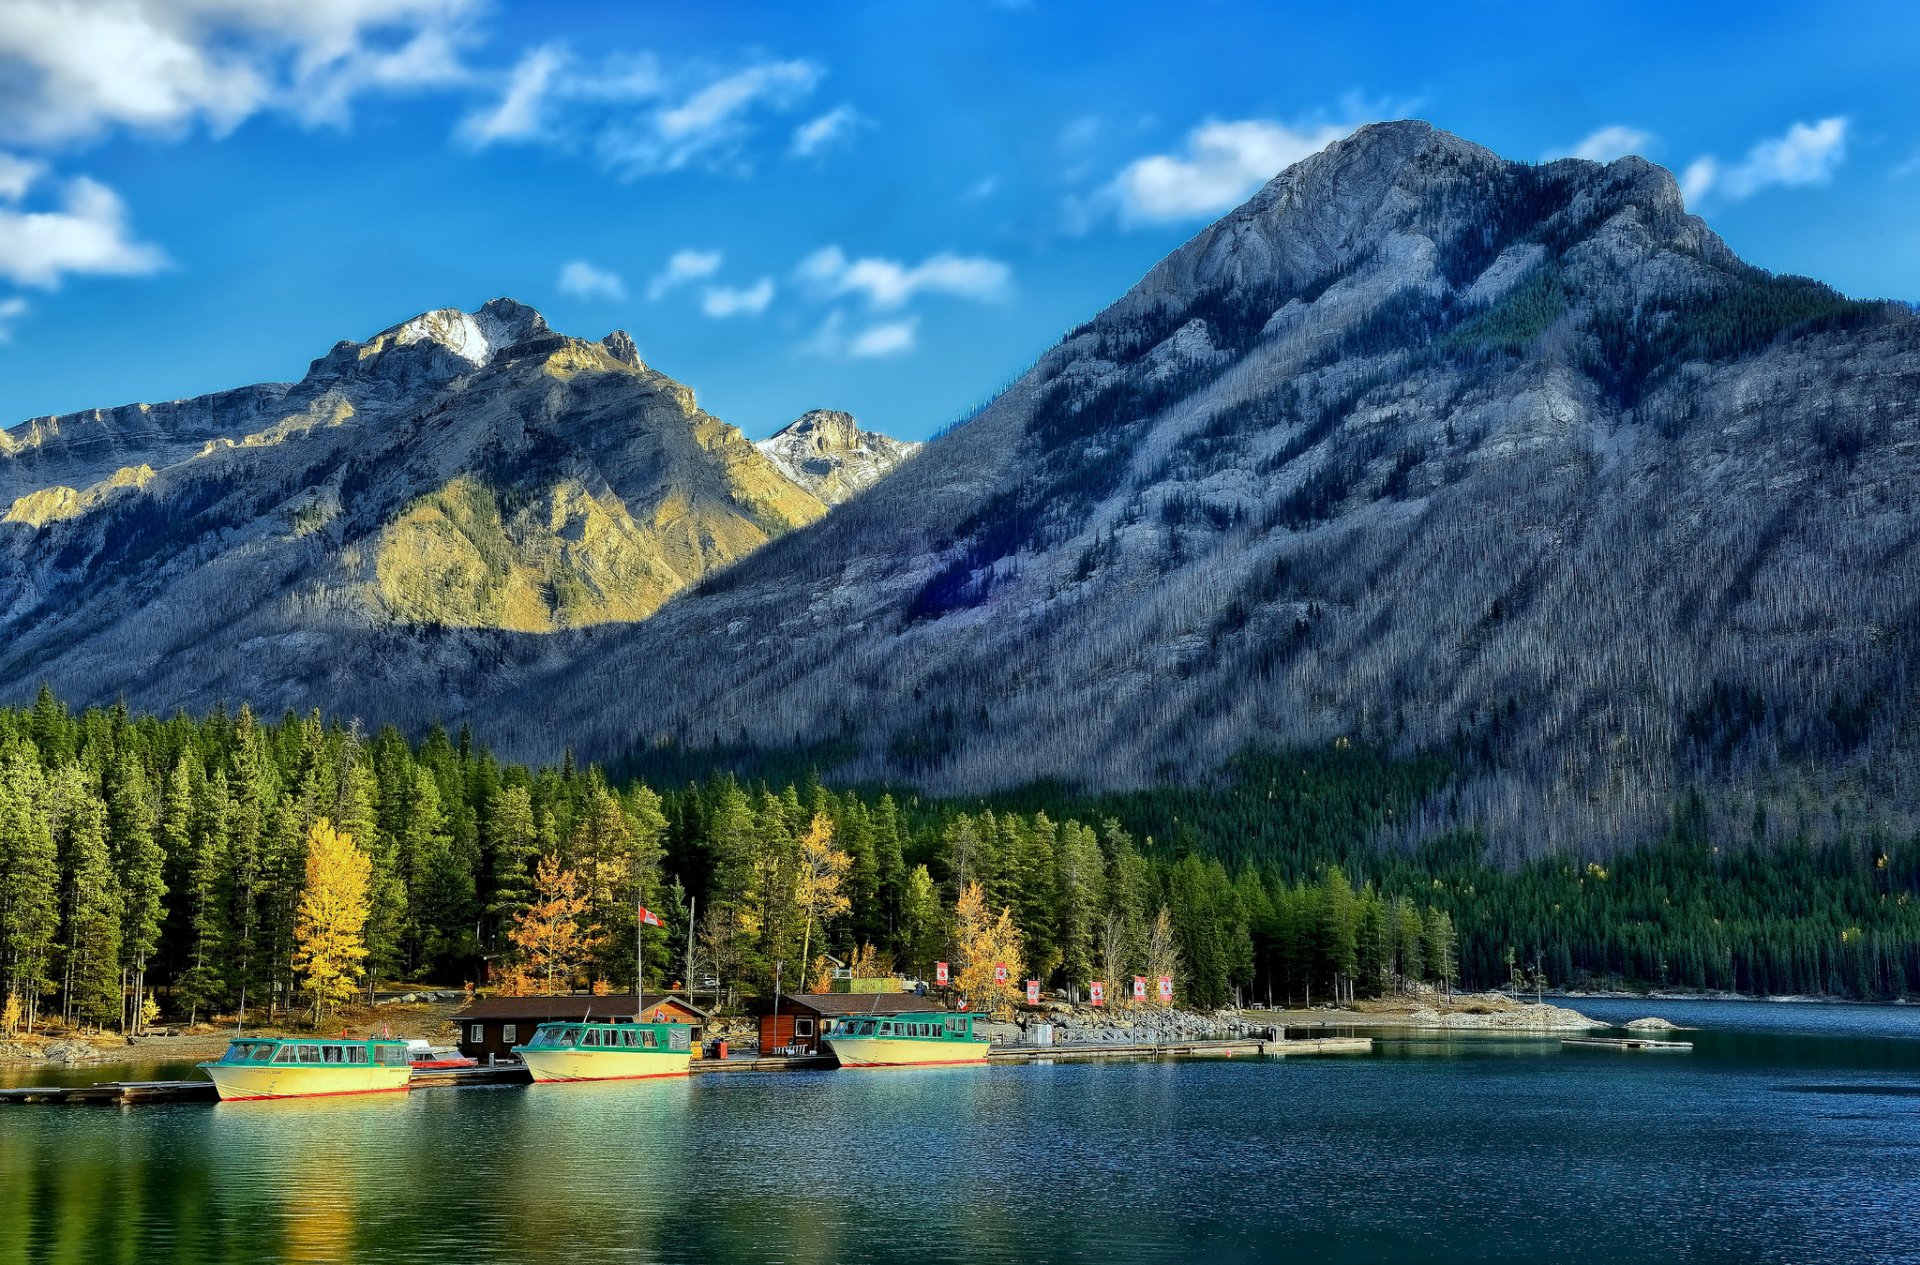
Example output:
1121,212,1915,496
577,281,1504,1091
793,813,851,993
292,820,371,1026
952,880,1024,1014
508,855,602,993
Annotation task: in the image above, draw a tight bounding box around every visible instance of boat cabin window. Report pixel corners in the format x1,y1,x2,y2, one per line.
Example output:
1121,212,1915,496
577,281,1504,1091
347,1046,368,1064
642,1031,657,1048
582,1029,602,1047
374,1044,408,1066
321,1045,342,1063
859,1020,878,1035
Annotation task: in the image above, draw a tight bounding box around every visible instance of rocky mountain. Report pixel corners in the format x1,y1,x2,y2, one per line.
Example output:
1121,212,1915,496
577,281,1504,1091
756,409,921,504
465,121,1920,859
0,300,835,715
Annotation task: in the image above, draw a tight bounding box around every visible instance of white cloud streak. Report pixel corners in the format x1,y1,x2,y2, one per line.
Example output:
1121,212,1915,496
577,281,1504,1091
1549,125,1653,163
799,310,917,359
647,248,722,301
1682,117,1849,204
701,278,774,317
0,0,480,144
0,167,166,289
790,104,866,158
557,259,626,302
0,295,27,342
1105,117,1354,223
795,245,1011,309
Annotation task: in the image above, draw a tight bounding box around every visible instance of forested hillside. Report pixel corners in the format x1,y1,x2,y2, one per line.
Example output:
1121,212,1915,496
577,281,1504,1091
4,696,1916,1036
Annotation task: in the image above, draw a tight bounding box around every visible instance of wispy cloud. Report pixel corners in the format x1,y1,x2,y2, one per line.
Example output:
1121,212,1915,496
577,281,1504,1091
795,245,1011,309
791,104,867,158
0,0,480,144
1100,116,1356,224
701,278,774,317
1548,125,1653,163
557,259,626,302
0,165,166,289
1682,118,1849,204
647,248,722,301
0,295,27,342
799,310,917,359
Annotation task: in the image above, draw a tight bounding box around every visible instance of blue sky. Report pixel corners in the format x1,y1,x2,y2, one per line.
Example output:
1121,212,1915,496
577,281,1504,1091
0,1,1914,441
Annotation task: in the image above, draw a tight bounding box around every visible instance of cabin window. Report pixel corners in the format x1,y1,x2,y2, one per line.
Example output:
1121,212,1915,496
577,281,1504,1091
376,1045,408,1066
583,1029,601,1047
301,1045,321,1063
347,1047,368,1064
794,1018,814,1037
624,1030,640,1047
502,1025,517,1043
321,1045,342,1063
471,1025,484,1044
642,1031,657,1048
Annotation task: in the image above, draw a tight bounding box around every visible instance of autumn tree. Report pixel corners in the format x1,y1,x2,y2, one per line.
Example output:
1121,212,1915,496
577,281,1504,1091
507,855,601,994
952,881,1024,1013
794,812,851,987
292,819,371,1025
1145,905,1180,1006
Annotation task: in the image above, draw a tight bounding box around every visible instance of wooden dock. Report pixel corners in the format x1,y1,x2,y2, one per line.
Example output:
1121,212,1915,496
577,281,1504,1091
1561,1036,1693,1052
0,1037,1368,1105
989,1036,1371,1062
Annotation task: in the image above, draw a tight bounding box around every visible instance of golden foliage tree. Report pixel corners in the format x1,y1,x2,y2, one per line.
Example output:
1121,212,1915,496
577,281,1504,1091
507,855,602,994
952,880,1024,1013
793,812,851,991
292,819,371,1025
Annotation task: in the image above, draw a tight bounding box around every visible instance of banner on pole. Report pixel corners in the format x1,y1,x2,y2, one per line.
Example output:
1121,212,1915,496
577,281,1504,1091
993,963,1009,984
1089,980,1105,1006
1157,975,1174,1002
1025,979,1040,1005
1132,975,1147,1001
935,961,949,985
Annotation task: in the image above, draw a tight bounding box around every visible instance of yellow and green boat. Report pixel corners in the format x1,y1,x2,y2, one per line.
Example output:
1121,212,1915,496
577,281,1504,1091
514,1021,693,1083
198,1037,415,1101
823,1012,991,1068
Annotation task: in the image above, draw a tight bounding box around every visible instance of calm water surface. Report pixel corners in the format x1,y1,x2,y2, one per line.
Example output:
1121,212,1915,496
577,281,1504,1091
4,999,1920,1264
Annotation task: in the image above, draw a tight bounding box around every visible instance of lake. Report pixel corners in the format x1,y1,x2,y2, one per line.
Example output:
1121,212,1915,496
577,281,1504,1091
4,999,1920,1264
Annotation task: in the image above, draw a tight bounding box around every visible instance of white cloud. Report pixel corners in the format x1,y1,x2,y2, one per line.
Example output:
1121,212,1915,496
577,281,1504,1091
557,259,626,302
0,153,45,201
799,310,917,359
795,245,1011,309
1549,125,1653,163
700,277,774,317
0,171,166,289
457,42,567,147
600,59,821,177
791,104,866,158
0,295,27,342
1105,117,1354,223
0,0,480,144
1682,118,1849,204
647,248,722,301
848,317,916,357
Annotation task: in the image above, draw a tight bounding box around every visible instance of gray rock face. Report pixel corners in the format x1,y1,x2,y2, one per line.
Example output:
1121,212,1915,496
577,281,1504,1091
468,120,1920,859
755,409,921,505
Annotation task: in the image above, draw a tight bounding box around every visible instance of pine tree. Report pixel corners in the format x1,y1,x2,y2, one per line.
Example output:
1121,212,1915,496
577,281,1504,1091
174,760,227,1023
109,751,166,1033
0,749,59,1030
57,773,122,1031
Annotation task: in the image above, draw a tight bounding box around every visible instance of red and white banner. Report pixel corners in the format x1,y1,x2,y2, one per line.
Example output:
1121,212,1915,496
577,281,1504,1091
636,904,662,927
1132,975,1147,1001
1157,976,1174,1002
935,961,949,985
993,963,1009,984
1025,979,1040,1005
1089,980,1105,1006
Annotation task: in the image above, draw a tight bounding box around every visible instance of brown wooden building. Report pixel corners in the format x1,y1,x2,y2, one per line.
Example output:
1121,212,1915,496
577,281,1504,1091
754,992,943,1055
451,993,709,1062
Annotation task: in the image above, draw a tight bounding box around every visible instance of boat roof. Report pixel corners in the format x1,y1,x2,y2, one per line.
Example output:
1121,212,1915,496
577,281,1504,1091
227,1035,410,1044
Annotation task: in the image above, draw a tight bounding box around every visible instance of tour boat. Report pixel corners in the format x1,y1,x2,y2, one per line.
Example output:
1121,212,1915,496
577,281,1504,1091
198,1036,415,1101
823,1012,991,1068
513,1020,693,1083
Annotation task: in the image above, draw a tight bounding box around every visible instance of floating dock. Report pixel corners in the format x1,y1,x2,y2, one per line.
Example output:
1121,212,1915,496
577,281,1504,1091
1561,1036,1693,1052
0,1036,1369,1105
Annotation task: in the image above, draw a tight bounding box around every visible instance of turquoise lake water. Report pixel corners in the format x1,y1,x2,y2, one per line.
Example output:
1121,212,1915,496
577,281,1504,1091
4,998,1919,1263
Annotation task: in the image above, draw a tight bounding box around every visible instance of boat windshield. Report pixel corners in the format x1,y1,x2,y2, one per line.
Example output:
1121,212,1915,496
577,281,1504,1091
220,1041,278,1063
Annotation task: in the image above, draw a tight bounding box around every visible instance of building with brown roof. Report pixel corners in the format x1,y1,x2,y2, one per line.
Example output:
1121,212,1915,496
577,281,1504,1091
753,991,943,1055
450,993,709,1062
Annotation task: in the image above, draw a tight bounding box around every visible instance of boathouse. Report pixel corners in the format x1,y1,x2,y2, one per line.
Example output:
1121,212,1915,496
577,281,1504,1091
451,993,709,1062
754,992,943,1055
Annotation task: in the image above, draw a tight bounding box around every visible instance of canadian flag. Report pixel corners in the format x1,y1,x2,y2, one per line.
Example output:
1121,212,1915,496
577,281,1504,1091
993,963,1009,984
1157,976,1174,1002
935,961,950,985
1089,980,1105,1006
1025,979,1040,1005
1132,976,1147,1001
636,905,662,927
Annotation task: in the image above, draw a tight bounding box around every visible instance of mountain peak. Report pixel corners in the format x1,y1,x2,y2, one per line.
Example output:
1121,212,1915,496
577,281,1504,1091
757,409,920,505
304,299,555,384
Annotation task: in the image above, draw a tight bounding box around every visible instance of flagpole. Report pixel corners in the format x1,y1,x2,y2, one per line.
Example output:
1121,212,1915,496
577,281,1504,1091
636,900,645,1020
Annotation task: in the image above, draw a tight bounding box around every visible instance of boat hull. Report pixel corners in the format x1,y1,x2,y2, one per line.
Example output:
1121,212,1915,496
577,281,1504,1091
200,1063,414,1101
519,1048,692,1083
825,1036,991,1068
